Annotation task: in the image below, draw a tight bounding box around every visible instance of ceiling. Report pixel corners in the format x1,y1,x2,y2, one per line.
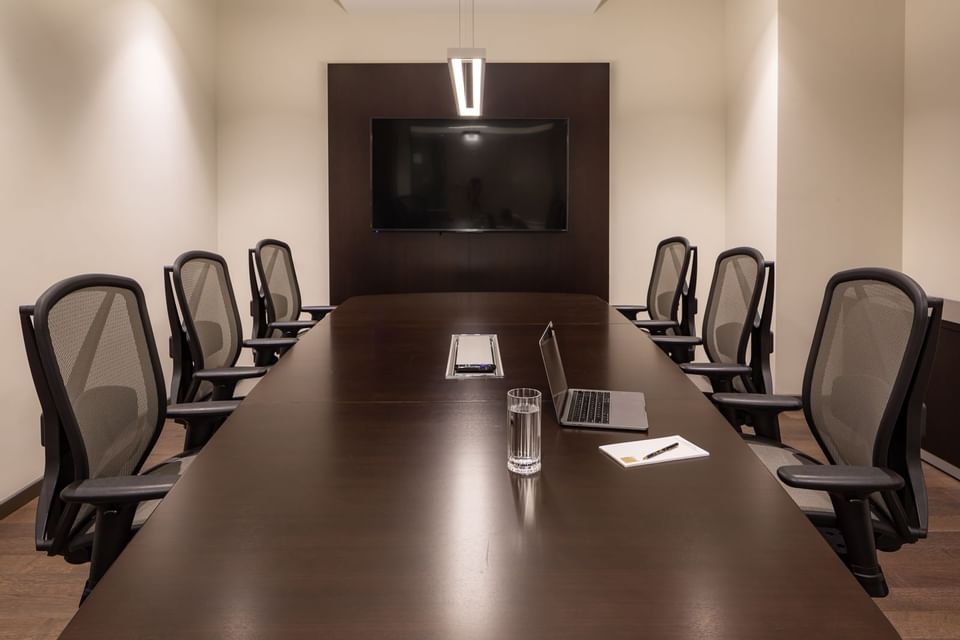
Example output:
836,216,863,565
335,0,607,14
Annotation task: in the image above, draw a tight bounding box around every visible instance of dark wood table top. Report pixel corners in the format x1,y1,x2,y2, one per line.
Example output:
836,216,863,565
61,293,898,639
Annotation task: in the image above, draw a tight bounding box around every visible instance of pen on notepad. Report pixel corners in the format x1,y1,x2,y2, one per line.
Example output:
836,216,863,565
642,441,679,460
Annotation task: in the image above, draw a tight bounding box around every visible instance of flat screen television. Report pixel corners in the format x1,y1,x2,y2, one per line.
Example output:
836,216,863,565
371,118,569,232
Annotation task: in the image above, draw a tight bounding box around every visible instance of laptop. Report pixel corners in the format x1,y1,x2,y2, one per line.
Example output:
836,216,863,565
539,322,649,431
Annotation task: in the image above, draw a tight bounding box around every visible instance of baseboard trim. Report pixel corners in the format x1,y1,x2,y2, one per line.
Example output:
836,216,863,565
0,478,41,520
921,449,960,482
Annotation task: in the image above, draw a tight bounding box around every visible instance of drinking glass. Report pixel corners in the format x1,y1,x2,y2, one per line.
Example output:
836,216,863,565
507,388,542,475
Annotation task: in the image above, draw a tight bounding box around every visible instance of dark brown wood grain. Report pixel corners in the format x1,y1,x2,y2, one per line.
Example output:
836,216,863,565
327,64,610,304
5,419,958,639
921,300,960,478
58,293,899,639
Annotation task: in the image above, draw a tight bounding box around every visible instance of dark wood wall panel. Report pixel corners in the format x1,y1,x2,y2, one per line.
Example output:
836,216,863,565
328,63,610,304
921,300,960,479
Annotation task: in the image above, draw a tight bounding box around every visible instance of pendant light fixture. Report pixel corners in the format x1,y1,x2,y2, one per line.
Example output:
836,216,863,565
448,0,485,117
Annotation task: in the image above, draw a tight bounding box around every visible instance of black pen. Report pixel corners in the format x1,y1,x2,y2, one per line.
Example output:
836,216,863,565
643,441,679,460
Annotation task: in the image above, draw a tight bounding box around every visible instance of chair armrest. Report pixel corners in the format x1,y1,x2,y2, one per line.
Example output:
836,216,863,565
649,334,701,363
243,338,297,367
682,363,752,394
713,393,800,442
681,362,750,376
614,305,648,320
168,401,239,451
302,305,336,321
243,337,298,350
243,338,297,362
61,475,176,506
778,464,903,597
193,366,268,382
633,319,679,333
652,335,703,347
777,465,904,498
712,393,802,413
167,400,239,420
269,320,317,332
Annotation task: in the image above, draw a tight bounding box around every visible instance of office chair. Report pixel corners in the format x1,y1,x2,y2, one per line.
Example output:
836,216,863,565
651,248,775,431
249,239,335,343
714,268,942,597
20,274,239,603
165,251,296,408
615,236,698,362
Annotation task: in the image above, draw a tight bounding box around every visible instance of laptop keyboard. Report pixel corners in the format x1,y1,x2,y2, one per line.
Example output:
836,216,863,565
568,390,611,424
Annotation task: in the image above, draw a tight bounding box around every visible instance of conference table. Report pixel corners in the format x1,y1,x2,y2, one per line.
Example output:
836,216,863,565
61,293,899,638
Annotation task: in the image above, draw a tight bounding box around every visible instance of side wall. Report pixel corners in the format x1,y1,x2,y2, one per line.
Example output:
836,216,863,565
724,0,779,385
725,0,778,259
776,0,905,393
0,0,218,501
903,0,960,302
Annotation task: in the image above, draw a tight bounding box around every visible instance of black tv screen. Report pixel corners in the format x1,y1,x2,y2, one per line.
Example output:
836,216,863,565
371,118,568,232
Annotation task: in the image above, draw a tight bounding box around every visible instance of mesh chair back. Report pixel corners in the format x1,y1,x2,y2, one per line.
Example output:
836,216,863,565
803,269,936,534
171,252,243,400
701,248,764,366
646,237,691,322
256,240,302,333
23,275,166,550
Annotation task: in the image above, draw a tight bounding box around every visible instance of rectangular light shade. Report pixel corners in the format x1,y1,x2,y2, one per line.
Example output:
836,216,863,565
448,48,485,117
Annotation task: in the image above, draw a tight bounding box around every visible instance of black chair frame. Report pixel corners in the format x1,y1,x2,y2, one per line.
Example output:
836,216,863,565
21,274,237,602
715,268,943,596
165,251,295,414
248,238,334,347
657,249,776,433
616,236,699,363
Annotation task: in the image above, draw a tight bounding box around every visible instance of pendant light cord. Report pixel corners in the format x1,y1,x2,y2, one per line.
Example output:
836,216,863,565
456,0,478,49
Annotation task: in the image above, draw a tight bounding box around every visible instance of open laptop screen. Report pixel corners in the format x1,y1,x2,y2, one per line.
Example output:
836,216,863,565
539,322,569,419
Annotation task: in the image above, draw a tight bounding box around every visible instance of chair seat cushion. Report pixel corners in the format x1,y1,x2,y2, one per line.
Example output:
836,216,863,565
746,439,835,514
69,452,198,558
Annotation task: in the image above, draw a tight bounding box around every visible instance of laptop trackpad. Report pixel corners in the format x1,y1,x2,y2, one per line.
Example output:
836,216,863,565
609,391,649,430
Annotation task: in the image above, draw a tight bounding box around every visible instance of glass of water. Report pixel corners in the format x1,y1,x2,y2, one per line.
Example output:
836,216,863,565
507,388,542,475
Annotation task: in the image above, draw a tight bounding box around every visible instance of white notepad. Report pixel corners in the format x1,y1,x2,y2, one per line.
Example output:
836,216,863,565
599,436,709,468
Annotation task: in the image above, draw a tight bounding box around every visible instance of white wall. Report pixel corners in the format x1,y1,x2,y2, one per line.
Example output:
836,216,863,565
4,0,941,501
903,0,960,302
775,0,905,393
723,0,778,386
216,0,728,335
724,0,777,258
0,0,218,502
